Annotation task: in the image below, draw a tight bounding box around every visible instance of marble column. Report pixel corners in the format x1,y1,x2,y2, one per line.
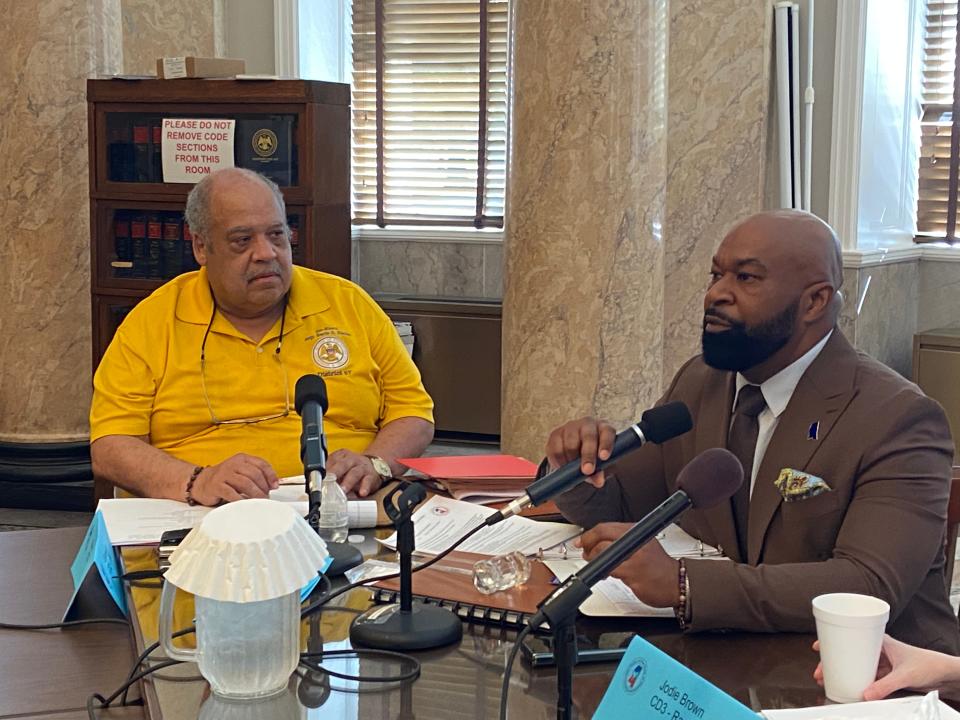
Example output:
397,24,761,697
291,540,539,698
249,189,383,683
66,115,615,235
662,0,772,383
0,0,122,442
501,0,669,459
0,1,224,443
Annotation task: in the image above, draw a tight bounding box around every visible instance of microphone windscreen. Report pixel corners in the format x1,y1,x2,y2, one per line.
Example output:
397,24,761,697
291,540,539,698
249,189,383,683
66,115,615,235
676,448,743,509
295,374,329,415
639,401,693,444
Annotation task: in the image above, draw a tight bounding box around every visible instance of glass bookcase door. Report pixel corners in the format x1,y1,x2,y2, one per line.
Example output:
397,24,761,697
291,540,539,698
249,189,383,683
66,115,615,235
103,111,300,188
98,205,306,289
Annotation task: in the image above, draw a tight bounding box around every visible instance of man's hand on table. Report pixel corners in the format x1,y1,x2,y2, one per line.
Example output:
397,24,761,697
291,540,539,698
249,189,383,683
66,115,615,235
576,522,681,608
191,453,279,505
327,449,385,497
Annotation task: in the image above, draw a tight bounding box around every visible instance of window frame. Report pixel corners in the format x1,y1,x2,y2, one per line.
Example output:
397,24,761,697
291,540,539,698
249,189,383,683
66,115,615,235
829,0,960,266
348,0,510,233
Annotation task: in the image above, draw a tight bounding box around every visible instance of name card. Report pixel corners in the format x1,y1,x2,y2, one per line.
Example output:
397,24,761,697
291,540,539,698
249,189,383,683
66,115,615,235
594,635,759,719
63,511,127,621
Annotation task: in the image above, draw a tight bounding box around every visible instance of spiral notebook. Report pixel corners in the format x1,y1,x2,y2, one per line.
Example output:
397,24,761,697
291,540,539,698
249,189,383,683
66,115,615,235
368,551,557,629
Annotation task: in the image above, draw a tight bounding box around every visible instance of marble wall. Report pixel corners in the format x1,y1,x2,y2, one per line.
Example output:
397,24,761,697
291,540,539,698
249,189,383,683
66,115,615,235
840,258,960,379
918,260,960,334
120,0,223,76
661,0,772,383
500,0,669,459
0,0,122,442
843,261,921,377
356,238,503,299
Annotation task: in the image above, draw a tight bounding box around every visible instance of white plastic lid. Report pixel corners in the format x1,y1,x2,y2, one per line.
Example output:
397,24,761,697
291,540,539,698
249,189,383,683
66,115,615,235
164,499,329,602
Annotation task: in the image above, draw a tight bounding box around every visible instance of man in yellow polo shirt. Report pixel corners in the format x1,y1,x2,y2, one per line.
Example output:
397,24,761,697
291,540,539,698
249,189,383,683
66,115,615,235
90,168,434,506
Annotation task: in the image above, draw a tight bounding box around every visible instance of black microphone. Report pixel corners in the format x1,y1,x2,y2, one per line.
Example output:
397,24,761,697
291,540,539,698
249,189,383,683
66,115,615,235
294,374,363,575
528,447,743,630
295,374,329,531
487,401,693,525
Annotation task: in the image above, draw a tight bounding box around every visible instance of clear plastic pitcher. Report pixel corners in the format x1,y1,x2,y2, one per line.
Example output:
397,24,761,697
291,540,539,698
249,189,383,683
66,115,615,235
159,580,301,699
156,499,328,699
198,678,305,720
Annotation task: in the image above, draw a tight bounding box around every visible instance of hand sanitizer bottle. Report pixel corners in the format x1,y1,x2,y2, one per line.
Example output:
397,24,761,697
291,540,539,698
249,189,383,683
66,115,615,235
317,472,349,544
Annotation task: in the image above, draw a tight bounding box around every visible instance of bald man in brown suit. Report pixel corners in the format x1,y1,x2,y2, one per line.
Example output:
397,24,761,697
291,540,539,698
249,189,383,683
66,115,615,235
550,210,960,654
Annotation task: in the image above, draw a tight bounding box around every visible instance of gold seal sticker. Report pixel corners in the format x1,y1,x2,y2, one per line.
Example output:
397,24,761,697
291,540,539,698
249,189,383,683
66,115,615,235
252,129,278,158
312,336,349,370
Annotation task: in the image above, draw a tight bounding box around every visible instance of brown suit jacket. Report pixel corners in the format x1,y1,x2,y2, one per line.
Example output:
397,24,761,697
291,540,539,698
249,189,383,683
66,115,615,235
556,331,960,653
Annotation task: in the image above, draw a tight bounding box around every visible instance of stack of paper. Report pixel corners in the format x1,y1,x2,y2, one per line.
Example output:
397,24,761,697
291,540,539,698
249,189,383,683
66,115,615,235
761,692,960,718
398,454,539,504
96,486,378,546
378,495,580,558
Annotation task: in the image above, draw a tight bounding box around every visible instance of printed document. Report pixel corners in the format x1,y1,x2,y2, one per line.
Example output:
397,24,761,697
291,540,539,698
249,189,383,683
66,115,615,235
379,495,580,557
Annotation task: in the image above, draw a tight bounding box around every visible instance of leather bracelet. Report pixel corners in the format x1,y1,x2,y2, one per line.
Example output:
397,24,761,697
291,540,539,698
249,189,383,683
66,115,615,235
675,558,690,631
186,465,205,506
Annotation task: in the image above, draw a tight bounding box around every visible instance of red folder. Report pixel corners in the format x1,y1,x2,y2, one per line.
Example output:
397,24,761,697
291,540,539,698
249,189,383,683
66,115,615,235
398,454,539,479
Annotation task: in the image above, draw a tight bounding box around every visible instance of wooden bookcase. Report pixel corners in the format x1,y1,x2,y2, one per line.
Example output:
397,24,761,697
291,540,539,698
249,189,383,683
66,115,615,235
86,79,350,370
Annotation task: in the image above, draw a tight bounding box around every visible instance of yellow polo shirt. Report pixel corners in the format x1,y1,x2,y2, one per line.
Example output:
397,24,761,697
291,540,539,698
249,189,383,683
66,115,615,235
90,266,434,477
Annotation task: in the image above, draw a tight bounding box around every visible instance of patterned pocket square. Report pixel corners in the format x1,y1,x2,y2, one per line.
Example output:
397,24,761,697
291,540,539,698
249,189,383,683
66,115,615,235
775,468,832,502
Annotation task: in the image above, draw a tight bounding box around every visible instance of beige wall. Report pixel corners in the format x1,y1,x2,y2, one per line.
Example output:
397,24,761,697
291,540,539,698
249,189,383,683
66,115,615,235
120,0,224,76
223,0,275,75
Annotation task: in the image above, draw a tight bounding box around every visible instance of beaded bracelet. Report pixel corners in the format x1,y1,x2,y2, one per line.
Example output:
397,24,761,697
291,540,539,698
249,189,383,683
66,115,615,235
185,465,205,506
675,558,690,631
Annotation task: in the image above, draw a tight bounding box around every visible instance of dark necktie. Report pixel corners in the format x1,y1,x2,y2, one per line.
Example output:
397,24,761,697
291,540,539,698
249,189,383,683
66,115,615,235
727,384,766,560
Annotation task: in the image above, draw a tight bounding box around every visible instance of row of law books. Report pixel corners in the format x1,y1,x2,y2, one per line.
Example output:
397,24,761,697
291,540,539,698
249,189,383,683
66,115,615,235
106,115,298,186
109,211,301,282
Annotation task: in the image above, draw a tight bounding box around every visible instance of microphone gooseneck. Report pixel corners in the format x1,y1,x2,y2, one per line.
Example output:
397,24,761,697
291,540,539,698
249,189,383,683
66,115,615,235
488,401,693,525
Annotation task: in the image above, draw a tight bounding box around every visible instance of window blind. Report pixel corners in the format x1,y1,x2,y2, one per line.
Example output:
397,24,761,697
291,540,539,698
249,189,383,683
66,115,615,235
917,0,960,241
351,0,509,228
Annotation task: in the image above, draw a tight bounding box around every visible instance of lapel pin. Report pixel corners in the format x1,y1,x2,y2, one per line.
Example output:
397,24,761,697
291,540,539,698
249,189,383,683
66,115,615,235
808,421,819,441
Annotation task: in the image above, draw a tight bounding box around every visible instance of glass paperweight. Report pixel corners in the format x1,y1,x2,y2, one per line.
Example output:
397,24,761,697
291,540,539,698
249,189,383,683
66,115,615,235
472,551,532,595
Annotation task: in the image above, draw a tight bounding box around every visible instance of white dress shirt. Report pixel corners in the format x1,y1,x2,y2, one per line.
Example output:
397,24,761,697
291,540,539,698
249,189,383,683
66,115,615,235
733,330,833,494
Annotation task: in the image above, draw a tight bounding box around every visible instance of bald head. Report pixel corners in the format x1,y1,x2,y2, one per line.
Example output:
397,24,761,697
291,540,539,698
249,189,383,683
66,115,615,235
702,210,844,380
184,168,286,240
727,210,843,289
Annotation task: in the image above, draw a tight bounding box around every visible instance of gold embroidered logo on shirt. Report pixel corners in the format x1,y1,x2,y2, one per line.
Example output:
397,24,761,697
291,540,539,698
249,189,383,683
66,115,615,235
312,336,349,370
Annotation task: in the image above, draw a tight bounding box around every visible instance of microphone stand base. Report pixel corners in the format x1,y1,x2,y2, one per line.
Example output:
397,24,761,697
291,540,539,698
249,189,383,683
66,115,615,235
324,541,363,577
350,603,462,651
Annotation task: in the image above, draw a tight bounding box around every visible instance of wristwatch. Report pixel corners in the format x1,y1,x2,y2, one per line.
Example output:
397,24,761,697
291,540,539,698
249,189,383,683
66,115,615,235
365,455,392,481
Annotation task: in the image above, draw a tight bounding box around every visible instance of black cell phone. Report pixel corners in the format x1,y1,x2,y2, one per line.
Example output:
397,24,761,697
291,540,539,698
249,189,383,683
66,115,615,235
520,631,634,667
158,527,191,571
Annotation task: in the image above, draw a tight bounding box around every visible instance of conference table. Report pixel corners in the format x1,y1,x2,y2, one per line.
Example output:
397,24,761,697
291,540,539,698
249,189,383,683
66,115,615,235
0,524,831,719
